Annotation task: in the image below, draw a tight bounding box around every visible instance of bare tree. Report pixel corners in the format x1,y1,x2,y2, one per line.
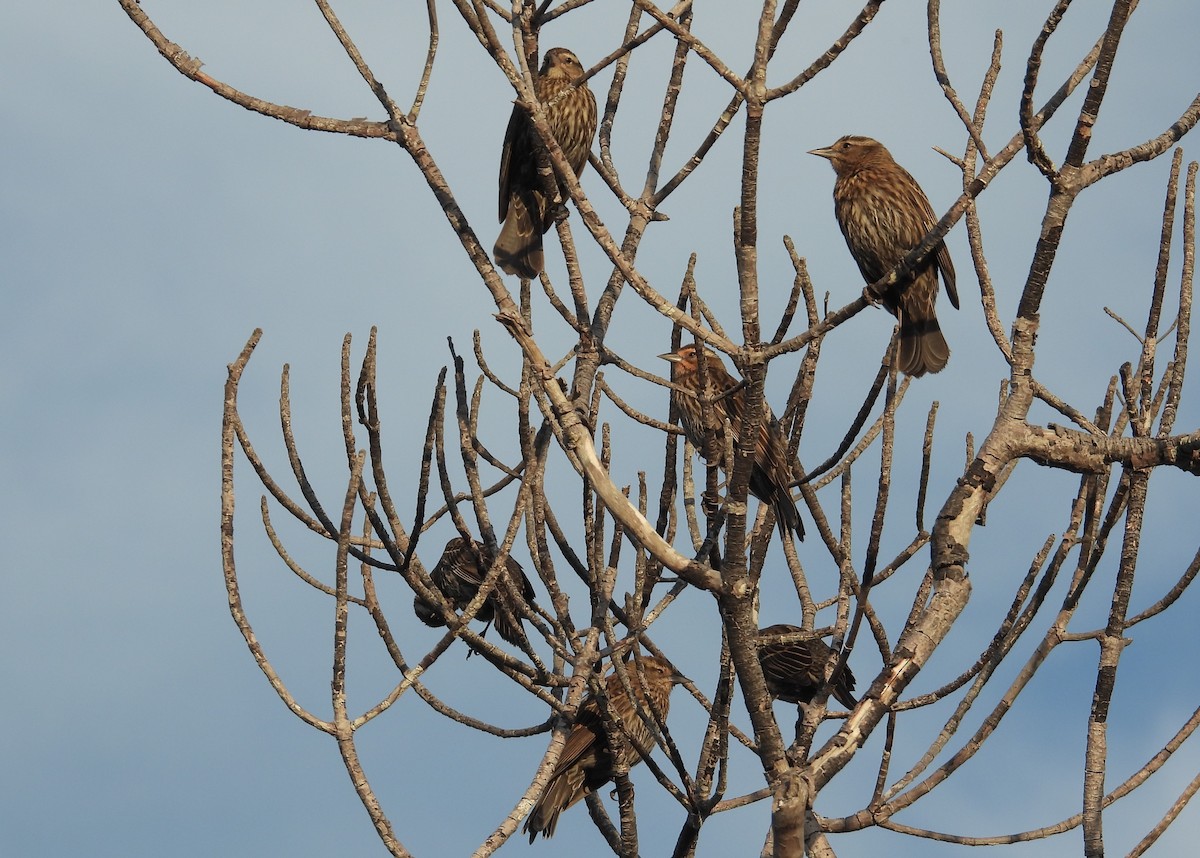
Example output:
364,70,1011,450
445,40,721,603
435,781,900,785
124,1,1199,855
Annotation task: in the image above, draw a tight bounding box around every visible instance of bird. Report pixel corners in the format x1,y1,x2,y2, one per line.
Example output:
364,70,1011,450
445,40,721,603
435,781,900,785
495,47,598,279
659,344,804,539
524,655,681,842
412,536,535,647
809,135,959,377
756,623,857,710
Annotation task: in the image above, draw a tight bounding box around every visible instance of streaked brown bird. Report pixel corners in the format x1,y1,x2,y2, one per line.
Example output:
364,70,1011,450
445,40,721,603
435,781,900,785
524,655,681,842
659,344,804,539
412,536,535,647
495,47,598,279
757,623,857,710
809,135,959,377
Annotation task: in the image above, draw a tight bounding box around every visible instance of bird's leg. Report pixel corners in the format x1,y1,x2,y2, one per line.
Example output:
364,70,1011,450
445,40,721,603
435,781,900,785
463,619,495,660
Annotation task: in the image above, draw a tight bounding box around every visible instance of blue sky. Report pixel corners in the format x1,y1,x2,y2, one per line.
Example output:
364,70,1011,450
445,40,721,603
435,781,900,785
3,2,1198,856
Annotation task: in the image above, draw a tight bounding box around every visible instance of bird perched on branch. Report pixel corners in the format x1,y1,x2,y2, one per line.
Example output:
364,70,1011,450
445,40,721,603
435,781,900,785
495,47,597,279
524,655,682,842
412,536,535,647
659,344,804,539
809,135,959,377
757,623,856,710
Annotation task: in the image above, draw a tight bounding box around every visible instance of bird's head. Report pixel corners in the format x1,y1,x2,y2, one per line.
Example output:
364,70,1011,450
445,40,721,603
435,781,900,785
618,655,686,691
657,344,724,377
808,135,890,175
541,48,586,82
413,595,447,628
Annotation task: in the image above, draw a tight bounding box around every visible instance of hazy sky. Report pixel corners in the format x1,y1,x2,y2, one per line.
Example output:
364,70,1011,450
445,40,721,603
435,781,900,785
3,3,1198,856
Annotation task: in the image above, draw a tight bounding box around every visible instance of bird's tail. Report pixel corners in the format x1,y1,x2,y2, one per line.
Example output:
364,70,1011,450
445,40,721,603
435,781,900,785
491,598,530,649
831,665,858,711
896,314,950,377
495,191,544,278
774,493,805,541
524,782,572,842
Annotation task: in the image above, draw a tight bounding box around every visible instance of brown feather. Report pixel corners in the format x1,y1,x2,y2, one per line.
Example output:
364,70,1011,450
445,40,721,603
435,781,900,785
757,624,857,710
412,536,535,647
524,656,679,841
810,135,957,376
495,48,597,278
660,345,804,539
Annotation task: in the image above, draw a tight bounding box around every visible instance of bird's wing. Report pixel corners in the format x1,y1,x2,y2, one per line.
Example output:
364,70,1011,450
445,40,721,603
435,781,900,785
553,701,605,775
936,241,959,309
509,557,536,601
911,175,959,310
759,413,794,479
498,104,526,222
760,635,821,684
439,542,485,592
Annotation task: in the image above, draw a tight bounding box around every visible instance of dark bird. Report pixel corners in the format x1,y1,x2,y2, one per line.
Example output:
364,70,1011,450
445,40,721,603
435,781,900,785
659,344,804,539
809,135,959,377
495,47,598,279
412,536,535,647
757,623,857,710
524,655,681,842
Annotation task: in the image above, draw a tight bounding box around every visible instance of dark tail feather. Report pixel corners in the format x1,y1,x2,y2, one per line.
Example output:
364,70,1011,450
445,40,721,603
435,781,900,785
524,783,569,842
830,664,857,711
524,806,559,843
774,493,805,541
752,469,805,540
495,193,543,278
491,604,528,648
897,315,949,377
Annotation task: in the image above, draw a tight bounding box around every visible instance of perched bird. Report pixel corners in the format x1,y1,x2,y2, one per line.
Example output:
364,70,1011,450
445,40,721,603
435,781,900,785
412,536,535,647
659,344,804,539
809,135,959,377
757,623,857,710
524,655,681,842
495,47,598,279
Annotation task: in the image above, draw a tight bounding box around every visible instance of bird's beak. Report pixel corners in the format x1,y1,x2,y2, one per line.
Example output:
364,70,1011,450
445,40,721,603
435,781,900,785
658,352,682,363
808,146,835,160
